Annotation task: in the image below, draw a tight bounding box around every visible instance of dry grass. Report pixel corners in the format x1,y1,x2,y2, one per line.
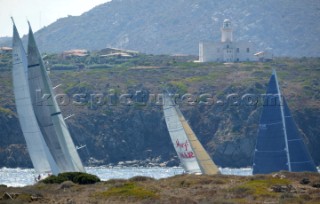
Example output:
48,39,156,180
0,172,320,203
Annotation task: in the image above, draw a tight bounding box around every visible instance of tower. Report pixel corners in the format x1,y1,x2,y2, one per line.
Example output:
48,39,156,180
221,19,233,42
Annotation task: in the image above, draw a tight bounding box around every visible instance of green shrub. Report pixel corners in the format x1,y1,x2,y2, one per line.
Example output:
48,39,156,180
73,173,100,184
51,64,78,70
129,176,155,182
88,64,111,69
40,175,65,184
41,172,100,185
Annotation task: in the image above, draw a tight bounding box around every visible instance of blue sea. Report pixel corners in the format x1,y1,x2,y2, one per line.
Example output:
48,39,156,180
0,167,253,187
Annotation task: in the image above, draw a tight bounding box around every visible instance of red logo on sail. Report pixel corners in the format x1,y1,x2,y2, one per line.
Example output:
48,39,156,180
176,139,189,151
176,139,195,159
179,152,195,159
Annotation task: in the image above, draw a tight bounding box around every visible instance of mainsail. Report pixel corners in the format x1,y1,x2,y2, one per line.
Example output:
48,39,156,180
26,22,85,172
11,20,59,175
253,70,317,174
163,94,219,175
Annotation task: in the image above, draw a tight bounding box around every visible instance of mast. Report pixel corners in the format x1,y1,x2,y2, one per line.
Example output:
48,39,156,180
273,70,291,171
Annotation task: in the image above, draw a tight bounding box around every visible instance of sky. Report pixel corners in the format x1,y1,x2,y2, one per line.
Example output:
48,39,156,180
0,0,111,37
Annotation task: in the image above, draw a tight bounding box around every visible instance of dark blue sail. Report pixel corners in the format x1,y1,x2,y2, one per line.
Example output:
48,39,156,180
253,70,317,174
283,99,317,172
253,72,288,174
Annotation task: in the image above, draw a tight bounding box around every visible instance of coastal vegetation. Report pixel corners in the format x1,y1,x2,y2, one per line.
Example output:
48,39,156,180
0,51,319,169
0,172,319,203
41,172,100,185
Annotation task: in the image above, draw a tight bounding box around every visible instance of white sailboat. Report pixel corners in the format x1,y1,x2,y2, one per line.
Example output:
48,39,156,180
26,22,85,173
163,93,219,175
11,19,85,174
11,19,59,175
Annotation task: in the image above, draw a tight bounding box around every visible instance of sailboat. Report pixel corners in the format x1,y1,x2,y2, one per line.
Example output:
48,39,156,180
12,19,59,175
253,70,317,174
26,22,85,173
11,19,85,174
163,93,219,175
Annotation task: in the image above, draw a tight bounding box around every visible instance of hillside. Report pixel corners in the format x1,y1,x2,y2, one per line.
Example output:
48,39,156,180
0,51,319,168
2,0,320,57
1,172,320,203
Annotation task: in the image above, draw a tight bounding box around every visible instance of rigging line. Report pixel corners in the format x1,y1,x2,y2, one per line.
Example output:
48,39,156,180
24,131,42,134
290,161,313,164
64,114,74,120
53,84,62,90
262,121,283,126
288,138,303,142
255,150,286,153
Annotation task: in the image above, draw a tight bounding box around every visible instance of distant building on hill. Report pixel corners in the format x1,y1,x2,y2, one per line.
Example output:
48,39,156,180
62,49,88,58
199,19,256,63
99,47,139,56
0,47,12,54
254,51,273,62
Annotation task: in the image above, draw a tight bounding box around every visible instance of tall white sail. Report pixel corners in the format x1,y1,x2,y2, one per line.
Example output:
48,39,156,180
163,94,219,175
11,21,59,175
26,22,85,172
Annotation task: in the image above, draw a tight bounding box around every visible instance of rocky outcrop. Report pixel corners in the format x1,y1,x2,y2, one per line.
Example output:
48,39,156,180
1,79,320,168
0,111,32,168
1,57,319,168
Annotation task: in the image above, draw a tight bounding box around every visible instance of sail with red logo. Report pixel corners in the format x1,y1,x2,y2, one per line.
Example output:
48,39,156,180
163,93,219,175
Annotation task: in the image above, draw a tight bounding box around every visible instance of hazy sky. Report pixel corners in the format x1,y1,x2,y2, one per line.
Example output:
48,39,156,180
0,0,111,37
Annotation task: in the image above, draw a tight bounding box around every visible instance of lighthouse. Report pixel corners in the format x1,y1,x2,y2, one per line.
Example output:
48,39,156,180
221,19,233,43
199,19,256,62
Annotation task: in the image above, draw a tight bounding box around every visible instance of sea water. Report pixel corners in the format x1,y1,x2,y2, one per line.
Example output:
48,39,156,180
0,167,253,187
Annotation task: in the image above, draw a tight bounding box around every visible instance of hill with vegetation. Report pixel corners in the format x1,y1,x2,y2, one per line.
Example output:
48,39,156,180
0,49,319,168
0,172,320,203
2,0,320,57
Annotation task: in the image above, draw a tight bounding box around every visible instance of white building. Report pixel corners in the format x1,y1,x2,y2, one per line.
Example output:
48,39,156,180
199,19,256,63
254,51,273,62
